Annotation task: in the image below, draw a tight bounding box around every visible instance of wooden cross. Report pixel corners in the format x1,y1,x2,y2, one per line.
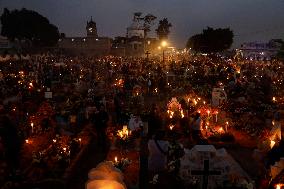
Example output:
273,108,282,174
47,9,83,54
145,51,151,59
191,159,221,189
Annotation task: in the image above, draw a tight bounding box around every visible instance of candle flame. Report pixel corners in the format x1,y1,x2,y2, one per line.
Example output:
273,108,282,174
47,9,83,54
270,140,276,149
276,184,283,189
181,110,184,118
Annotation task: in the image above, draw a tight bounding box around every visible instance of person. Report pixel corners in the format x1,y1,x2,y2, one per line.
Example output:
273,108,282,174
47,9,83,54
94,105,109,152
147,78,152,94
148,131,169,174
148,104,163,138
191,113,202,142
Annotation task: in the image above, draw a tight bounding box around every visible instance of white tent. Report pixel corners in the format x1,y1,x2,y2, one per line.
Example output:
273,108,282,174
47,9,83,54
86,161,126,189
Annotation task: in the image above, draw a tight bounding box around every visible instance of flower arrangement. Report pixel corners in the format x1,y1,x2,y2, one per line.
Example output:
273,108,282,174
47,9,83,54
167,97,184,119
167,141,185,174
117,126,131,141
113,156,131,171
116,126,133,149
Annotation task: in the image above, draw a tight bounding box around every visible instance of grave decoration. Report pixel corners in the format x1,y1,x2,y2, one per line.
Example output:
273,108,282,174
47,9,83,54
167,97,185,119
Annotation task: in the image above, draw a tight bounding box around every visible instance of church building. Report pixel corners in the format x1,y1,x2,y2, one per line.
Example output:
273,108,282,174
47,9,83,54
111,13,158,57
58,18,112,56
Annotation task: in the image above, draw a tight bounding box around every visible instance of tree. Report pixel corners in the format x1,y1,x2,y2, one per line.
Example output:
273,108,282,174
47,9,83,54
0,8,60,46
133,12,156,38
143,14,157,38
186,27,234,53
276,39,284,60
156,18,172,40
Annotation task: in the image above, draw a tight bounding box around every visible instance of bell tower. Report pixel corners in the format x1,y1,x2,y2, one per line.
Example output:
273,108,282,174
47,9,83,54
86,17,98,38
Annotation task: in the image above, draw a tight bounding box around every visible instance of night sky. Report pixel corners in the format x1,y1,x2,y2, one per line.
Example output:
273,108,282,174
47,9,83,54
1,0,284,48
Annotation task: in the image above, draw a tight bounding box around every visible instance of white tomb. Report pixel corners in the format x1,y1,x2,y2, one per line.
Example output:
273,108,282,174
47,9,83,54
180,145,251,189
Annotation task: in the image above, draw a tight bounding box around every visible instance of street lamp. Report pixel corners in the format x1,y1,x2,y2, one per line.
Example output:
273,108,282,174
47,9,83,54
161,41,167,47
161,40,168,63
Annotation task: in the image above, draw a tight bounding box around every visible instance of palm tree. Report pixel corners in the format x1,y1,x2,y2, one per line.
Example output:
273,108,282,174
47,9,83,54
156,18,172,40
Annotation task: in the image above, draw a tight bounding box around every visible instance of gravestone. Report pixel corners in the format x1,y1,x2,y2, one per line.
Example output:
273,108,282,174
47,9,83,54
212,87,227,107
44,88,52,99
180,145,251,189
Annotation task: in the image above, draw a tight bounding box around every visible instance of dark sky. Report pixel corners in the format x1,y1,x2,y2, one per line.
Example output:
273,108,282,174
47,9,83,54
1,0,284,48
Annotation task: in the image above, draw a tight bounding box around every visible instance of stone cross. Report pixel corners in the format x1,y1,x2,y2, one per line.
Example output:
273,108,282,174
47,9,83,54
191,159,221,189
145,51,151,59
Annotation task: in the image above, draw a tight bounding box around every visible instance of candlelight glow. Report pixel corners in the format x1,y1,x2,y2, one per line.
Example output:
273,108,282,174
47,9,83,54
169,125,175,130
181,110,184,118
270,140,276,149
117,126,131,140
275,184,284,189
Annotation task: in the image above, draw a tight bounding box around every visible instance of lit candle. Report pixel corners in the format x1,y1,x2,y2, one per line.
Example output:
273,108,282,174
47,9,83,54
215,111,218,122
123,125,127,132
275,184,283,189
31,122,34,133
155,88,158,93
207,110,210,117
270,140,275,149
225,121,229,132
181,110,184,118
115,156,118,163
